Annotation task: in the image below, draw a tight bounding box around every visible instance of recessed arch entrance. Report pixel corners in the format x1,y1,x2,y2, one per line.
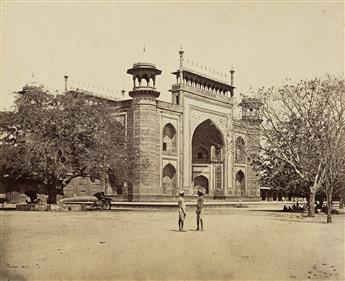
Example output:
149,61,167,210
192,119,225,195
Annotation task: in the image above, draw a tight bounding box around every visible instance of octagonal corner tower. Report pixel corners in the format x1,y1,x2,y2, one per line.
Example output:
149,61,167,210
126,60,162,200
127,62,161,102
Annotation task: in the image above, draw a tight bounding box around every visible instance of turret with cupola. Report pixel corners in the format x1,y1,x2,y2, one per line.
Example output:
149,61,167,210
239,97,263,123
127,50,161,105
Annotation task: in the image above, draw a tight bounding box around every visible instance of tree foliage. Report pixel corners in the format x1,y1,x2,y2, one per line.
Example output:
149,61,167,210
0,85,131,203
255,76,345,220
252,155,309,199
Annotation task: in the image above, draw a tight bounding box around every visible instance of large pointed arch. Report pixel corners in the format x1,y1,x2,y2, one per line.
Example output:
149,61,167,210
192,119,224,164
190,110,227,138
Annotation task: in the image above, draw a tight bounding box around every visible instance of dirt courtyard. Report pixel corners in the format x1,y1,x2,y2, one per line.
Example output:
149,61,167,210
0,208,344,281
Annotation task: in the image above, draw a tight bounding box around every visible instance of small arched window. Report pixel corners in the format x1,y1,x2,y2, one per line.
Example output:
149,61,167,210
162,123,177,154
235,137,246,163
134,77,139,87
148,77,154,87
194,146,209,162
162,164,177,195
235,170,246,195
142,74,149,87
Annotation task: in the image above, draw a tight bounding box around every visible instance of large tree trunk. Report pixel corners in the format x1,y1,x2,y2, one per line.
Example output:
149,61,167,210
326,193,333,223
47,184,57,204
308,190,316,217
326,201,332,223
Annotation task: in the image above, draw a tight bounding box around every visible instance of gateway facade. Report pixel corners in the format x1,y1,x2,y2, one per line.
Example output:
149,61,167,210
93,50,263,201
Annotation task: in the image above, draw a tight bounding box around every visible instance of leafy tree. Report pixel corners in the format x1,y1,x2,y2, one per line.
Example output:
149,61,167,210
255,76,345,218
0,85,132,203
252,154,309,200
318,81,345,222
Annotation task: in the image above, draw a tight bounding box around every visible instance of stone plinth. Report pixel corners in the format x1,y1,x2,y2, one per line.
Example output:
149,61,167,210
16,204,86,212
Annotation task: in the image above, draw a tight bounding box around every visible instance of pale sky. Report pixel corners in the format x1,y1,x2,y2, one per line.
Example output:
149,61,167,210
1,1,344,110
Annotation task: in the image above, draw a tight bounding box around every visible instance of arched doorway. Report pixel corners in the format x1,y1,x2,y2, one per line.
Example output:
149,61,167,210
192,119,224,195
235,170,245,195
194,175,209,194
162,164,177,195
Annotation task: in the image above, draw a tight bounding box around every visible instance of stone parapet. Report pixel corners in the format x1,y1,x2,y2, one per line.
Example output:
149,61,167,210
157,101,183,113
171,83,233,105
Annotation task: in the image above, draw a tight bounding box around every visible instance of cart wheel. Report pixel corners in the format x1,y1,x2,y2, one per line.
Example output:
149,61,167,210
102,201,111,210
92,201,98,209
106,201,111,210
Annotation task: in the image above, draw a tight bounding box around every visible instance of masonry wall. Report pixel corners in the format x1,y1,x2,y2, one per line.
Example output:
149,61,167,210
180,88,233,195
234,120,261,199
245,124,261,197
64,177,103,197
131,99,161,196
158,101,183,196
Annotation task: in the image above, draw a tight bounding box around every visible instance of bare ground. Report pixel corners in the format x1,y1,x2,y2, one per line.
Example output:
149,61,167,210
0,208,344,281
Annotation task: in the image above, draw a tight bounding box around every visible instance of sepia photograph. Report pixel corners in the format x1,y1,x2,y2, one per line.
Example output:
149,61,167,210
0,1,344,280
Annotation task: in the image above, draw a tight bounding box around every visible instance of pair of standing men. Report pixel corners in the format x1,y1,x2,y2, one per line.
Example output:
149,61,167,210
178,190,204,232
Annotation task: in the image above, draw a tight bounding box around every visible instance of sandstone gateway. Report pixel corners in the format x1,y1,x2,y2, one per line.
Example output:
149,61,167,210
66,50,263,201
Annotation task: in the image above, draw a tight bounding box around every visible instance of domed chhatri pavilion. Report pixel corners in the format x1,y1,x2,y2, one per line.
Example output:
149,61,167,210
67,50,263,201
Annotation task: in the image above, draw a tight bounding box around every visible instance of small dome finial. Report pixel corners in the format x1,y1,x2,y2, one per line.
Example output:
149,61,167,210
138,45,152,63
178,46,184,84
179,45,184,55
64,73,69,91
28,72,38,86
230,66,235,86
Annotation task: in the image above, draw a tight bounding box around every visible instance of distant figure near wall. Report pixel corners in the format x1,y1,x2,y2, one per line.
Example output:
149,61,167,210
178,191,187,231
196,189,205,231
